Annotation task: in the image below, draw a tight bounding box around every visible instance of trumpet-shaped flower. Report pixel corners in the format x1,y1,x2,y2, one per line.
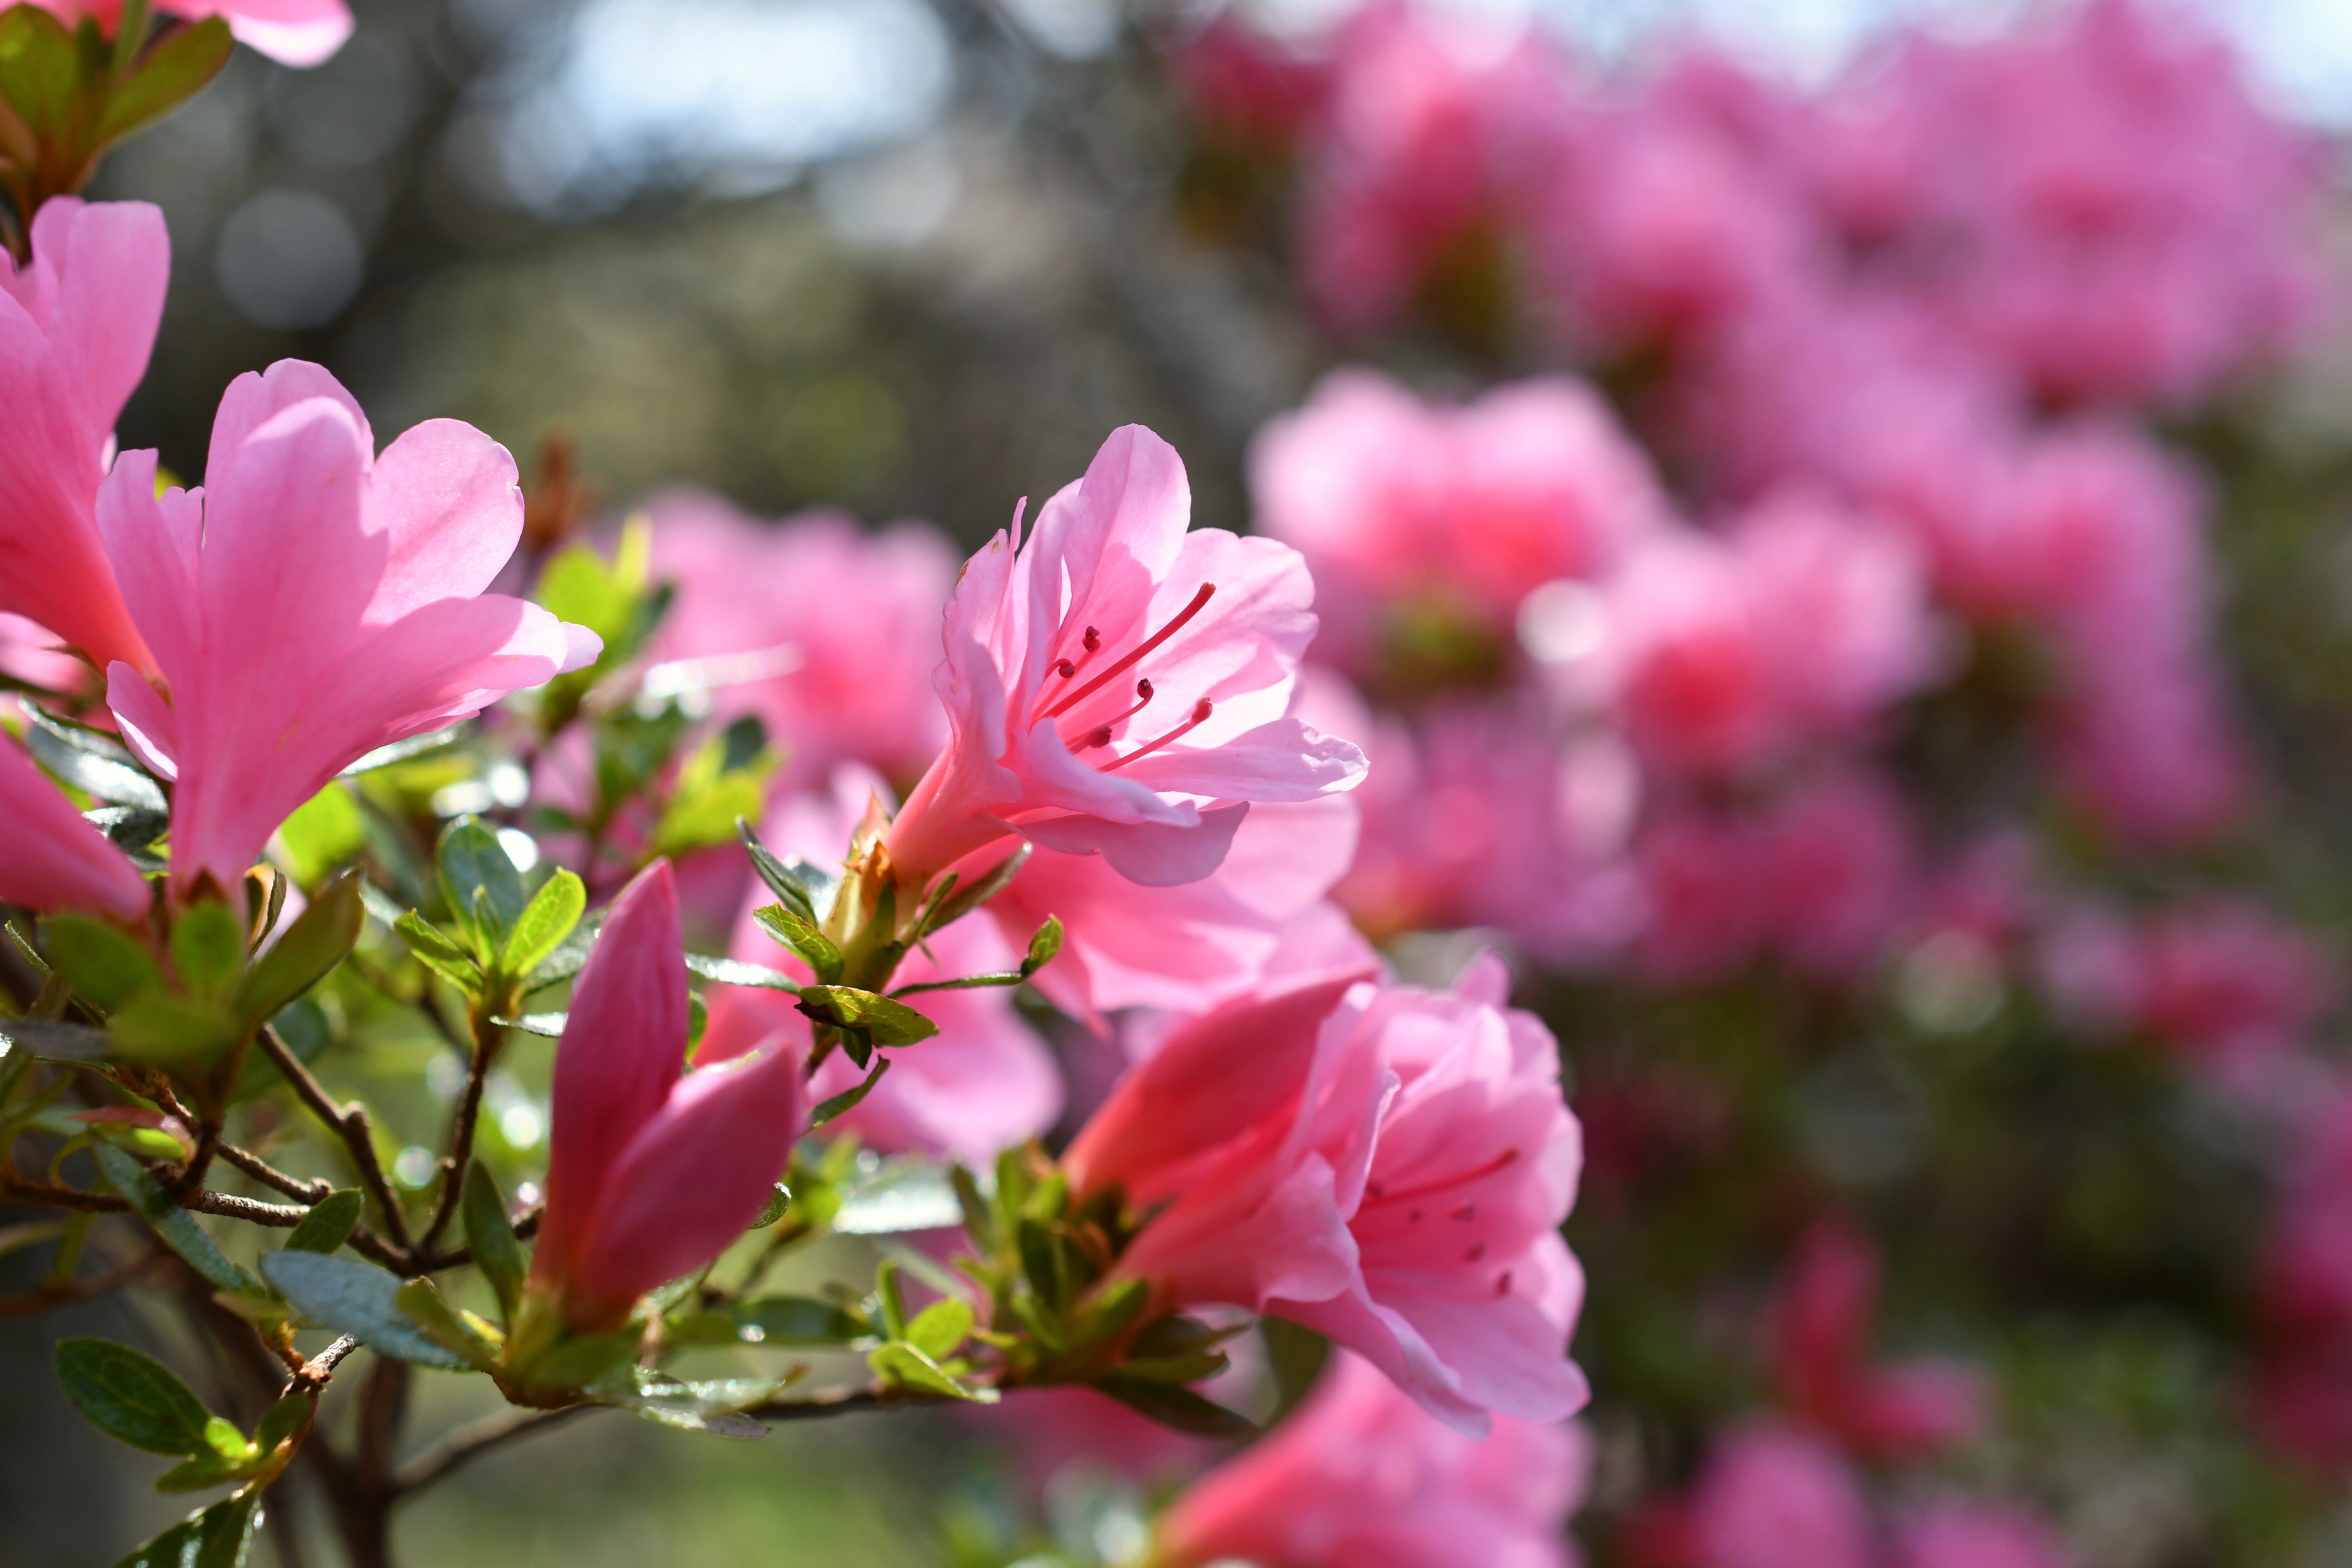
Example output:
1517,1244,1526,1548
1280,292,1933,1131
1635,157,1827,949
0,728,150,921
0,198,167,679
1157,1351,1590,1568
30,0,353,66
96,361,599,897
882,424,1365,892
530,861,806,1332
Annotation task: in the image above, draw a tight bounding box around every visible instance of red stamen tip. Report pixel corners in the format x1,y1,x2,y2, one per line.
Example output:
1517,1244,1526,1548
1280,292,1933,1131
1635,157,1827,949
1082,626,1101,652
1054,659,1076,679
1190,697,1212,722
1135,678,1153,700
1083,726,1113,749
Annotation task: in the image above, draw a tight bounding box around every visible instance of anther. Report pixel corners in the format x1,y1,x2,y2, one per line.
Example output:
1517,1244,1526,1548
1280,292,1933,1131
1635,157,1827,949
1082,726,1114,750
1464,1242,1487,1263
1100,699,1214,773
1451,1203,1477,1222
1495,1271,1514,1298
1044,584,1217,720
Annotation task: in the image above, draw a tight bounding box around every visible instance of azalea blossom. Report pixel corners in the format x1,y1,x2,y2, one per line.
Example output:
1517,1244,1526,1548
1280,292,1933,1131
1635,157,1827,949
1156,1350,1590,1568
882,424,1365,892
1895,1498,2076,1568
0,727,150,922
0,198,167,680
528,861,806,1332
97,360,599,898
31,0,353,67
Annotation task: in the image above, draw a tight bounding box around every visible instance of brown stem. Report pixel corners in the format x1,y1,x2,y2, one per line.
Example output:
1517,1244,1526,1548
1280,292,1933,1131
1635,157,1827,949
211,1144,417,1274
390,1403,595,1496
0,1168,129,1213
0,1252,159,1317
184,1190,309,1227
417,1010,504,1252
255,1025,413,1252
321,1356,408,1568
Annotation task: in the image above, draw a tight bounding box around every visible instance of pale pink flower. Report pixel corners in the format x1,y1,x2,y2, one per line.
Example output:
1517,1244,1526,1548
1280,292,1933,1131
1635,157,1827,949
641,490,956,789
1157,1351,1590,1568
530,861,806,1332
1252,369,1666,677
702,770,1062,1164
97,361,599,898
1896,1498,2075,1568
882,424,1364,892
0,198,166,680
1690,1421,1874,1568
0,727,150,921
31,0,352,66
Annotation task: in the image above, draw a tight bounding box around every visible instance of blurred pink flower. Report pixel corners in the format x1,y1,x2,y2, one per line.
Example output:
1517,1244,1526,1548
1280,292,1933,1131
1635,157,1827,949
0,198,166,681
0,614,98,698
1753,770,1917,984
31,0,352,66
2043,897,2332,1073
1597,532,1776,777
1895,1498,2075,1568
703,770,1062,1165
531,861,805,1332
1775,1217,1989,1462
1628,806,1764,987
1170,14,1333,146
883,424,1364,892
96,361,599,898
1690,1421,1874,1568
1252,369,1666,677
1158,1350,1590,1568
640,490,956,790
0,727,149,921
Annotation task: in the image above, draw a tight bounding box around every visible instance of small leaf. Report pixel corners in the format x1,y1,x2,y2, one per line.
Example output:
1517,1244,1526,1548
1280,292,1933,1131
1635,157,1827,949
394,912,483,993
682,952,801,992
237,869,362,1026
922,844,1030,934
282,1190,361,1255
1021,915,1064,975
1094,1378,1255,1437
462,1161,526,1320
54,1338,218,1456
522,907,604,993
94,12,231,141
808,1057,890,1129
93,1143,266,1298
738,820,824,924
21,703,167,812
106,991,242,1065
729,1295,871,1345
499,868,583,981
252,1394,309,1458
437,817,525,953
112,1491,262,1568
905,1298,974,1362
168,899,245,1005
153,1452,254,1494
749,1182,791,1231
868,1341,995,1403
44,915,163,1011
751,904,840,984
395,1278,501,1369
258,1252,466,1369
796,987,936,1046
0,5,81,137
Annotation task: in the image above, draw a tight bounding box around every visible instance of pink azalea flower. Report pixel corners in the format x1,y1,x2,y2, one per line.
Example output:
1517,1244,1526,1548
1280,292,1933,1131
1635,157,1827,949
1252,369,1666,679
530,860,805,1332
701,769,1062,1164
1628,805,1766,987
641,490,956,790
1752,770,1917,984
1775,1218,1989,1461
96,361,599,898
1895,1498,2075,1568
0,198,167,680
1157,1350,1591,1568
0,727,150,922
31,0,353,67
1689,1421,1874,1568
882,424,1365,893
1069,957,1588,1434
1169,14,1334,147
0,614,99,699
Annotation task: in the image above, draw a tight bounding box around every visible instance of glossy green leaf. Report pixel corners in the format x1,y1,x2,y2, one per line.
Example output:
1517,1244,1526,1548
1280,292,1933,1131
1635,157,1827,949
21,703,167,812
112,1491,262,1568
394,1278,501,1369
0,4,80,136
751,904,840,984
809,1056,889,1129
44,914,162,1011
499,868,583,980
257,1252,466,1369
796,986,936,1045
93,12,230,142
1094,1377,1255,1437
905,1298,974,1362
93,1143,266,1298
749,1182,791,1230
106,991,242,1065
730,1295,871,1345
868,1341,994,1402
167,899,245,1005
237,870,362,1026
393,912,482,993
681,952,801,992
282,1190,361,1255
462,1160,526,1320
54,1338,218,1456
583,1366,783,1437
738,822,825,925
437,817,525,952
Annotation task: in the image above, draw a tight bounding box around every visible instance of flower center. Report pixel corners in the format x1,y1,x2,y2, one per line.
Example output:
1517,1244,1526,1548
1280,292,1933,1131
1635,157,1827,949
1039,583,1218,722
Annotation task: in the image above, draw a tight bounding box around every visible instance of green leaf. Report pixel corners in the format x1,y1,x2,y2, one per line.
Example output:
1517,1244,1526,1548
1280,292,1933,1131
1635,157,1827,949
436,816,524,952
499,868,583,980
905,1298,974,1362
730,1295,871,1345
113,1491,262,1568
867,1341,995,1403
106,991,242,1065
258,1252,466,1369
749,1182,791,1230
1094,1378,1255,1437
461,1161,526,1320
92,1143,266,1297
808,1057,890,1129
394,1277,501,1369
583,1365,783,1437
522,907,603,994
517,1331,638,1393
237,869,362,1026
282,1190,361,1255
153,1451,255,1494
738,822,825,925
0,1017,109,1060
0,4,81,137
252,1393,309,1458
653,733,778,858
93,12,230,141
1022,915,1064,975
271,783,367,889
796,987,936,1046
682,952,801,992
168,899,245,1006
393,912,483,993
54,1338,218,1456
752,904,840,983
921,844,1031,934
21,702,167,813
44,914,163,1011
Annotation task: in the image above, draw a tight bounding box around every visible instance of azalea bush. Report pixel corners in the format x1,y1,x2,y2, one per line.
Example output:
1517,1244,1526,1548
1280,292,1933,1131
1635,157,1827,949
4,0,2352,1565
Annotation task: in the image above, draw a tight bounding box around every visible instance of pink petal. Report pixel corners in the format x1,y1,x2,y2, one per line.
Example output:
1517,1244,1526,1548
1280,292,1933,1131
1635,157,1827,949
104,662,180,781
0,730,150,921
363,419,525,623
1015,802,1250,887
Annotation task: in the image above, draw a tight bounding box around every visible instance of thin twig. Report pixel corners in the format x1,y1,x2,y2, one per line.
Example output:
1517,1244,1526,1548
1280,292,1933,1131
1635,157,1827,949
211,1144,415,1273
742,1385,901,1421
0,1252,159,1317
418,1011,503,1251
185,1190,309,1228
281,1334,362,1397
390,1403,596,1496
255,1025,413,1252
0,1168,128,1213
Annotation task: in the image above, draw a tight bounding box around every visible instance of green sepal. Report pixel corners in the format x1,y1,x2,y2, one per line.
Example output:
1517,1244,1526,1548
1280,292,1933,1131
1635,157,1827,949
514,1330,637,1393
106,991,242,1064
44,914,162,1011
752,904,841,983
168,899,245,1007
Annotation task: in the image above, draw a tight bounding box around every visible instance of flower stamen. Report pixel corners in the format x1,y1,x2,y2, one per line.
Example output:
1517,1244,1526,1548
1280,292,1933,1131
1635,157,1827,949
1042,584,1217,721
1100,698,1214,773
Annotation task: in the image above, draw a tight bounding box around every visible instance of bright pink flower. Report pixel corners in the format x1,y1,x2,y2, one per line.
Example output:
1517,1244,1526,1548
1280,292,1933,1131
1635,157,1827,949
1775,1218,1989,1462
96,360,599,898
0,615,98,698
1252,369,1666,678
0,198,166,680
0,727,150,921
882,424,1364,892
1895,1498,2075,1568
641,490,957,790
1597,531,1775,776
702,770,1062,1164
531,861,805,1332
31,0,352,66
1071,958,1588,1434
1689,1421,1874,1568
1158,1350,1590,1568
